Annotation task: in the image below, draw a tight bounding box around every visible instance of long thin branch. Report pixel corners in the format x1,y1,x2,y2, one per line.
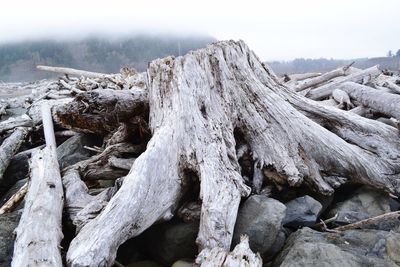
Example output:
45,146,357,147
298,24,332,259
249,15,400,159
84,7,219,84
334,211,400,231
37,65,111,79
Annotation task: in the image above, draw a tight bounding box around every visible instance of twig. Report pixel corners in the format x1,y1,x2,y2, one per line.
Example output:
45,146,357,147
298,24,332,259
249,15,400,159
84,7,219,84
334,211,400,231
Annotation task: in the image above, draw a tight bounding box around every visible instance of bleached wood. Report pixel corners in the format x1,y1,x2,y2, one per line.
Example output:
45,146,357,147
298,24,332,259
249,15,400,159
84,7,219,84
338,82,400,120
12,147,63,267
289,72,322,82
382,80,400,94
41,102,57,148
37,65,111,79
332,89,353,110
0,127,29,185
295,67,349,92
66,41,400,266
108,156,135,170
12,102,63,267
0,181,28,214
196,236,262,267
306,65,381,100
0,114,32,134
63,169,119,231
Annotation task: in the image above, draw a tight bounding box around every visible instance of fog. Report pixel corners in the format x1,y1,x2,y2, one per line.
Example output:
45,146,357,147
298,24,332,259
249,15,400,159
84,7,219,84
1,0,399,60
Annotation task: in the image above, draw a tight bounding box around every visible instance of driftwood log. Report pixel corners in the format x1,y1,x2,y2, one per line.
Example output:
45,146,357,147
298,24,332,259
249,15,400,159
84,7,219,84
64,41,400,266
12,104,64,266
0,127,29,185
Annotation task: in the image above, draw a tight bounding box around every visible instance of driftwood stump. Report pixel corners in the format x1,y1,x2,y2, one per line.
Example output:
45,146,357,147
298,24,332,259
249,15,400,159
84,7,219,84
65,40,400,266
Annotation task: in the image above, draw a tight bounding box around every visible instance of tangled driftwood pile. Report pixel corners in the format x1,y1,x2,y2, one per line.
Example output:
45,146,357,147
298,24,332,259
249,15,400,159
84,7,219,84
0,40,400,266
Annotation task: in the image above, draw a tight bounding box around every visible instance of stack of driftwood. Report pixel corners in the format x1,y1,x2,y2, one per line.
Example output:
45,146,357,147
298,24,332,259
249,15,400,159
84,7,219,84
0,40,399,267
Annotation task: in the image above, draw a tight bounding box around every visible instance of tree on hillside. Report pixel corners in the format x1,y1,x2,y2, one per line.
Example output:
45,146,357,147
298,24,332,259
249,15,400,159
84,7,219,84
396,49,400,57
387,50,393,57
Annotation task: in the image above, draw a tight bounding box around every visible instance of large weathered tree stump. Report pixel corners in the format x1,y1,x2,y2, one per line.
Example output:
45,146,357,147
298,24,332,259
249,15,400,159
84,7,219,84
66,41,400,266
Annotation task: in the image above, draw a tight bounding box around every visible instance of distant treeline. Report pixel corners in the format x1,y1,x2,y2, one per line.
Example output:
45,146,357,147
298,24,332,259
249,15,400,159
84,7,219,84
0,35,216,82
267,56,400,75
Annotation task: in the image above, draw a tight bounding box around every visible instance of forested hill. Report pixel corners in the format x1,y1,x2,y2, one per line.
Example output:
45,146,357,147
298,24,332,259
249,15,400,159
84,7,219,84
0,35,216,82
268,56,400,75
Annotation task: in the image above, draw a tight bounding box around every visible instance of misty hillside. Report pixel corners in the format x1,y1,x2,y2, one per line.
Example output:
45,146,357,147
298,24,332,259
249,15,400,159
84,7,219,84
268,56,400,75
0,35,216,82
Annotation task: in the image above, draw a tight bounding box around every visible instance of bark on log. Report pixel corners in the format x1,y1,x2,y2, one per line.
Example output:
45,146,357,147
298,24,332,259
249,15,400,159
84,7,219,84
0,127,29,185
37,65,110,79
54,89,148,134
337,82,400,120
306,65,381,100
295,66,350,92
12,104,64,267
66,41,400,266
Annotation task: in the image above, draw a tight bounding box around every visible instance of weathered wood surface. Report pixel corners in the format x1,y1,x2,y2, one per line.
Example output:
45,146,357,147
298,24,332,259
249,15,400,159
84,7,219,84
196,236,262,267
12,104,64,267
12,147,64,267
338,81,400,120
0,127,29,185
63,169,119,231
66,41,400,266
295,66,349,92
54,89,148,134
0,115,32,134
69,142,143,180
306,65,381,99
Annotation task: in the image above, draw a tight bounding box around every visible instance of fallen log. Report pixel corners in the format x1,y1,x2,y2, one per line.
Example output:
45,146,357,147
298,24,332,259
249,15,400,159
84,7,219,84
337,82,400,120
37,65,111,79
306,65,381,100
0,127,29,185
382,80,400,94
66,41,400,266
295,65,351,92
12,103,63,267
289,72,321,82
0,115,32,134
54,89,148,134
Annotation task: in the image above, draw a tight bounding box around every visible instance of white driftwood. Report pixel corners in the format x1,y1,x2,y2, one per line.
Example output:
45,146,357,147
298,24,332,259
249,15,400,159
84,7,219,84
382,81,400,94
332,89,353,110
0,181,28,214
63,169,119,231
196,236,262,266
12,104,63,267
338,82,400,120
0,114,32,134
66,41,400,266
0,127,29,184
12,147,63,266
295,66,350,92
289,72,322,82
306,65,381,100
37,65,111,79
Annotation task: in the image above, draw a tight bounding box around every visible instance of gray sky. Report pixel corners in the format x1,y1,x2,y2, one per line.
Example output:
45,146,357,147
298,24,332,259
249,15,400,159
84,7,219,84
1,0,399,60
